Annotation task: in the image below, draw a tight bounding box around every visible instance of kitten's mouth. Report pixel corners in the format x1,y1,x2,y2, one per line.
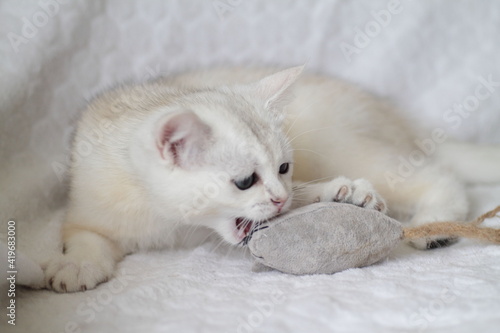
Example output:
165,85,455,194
234,217,273,246
235,218,254,240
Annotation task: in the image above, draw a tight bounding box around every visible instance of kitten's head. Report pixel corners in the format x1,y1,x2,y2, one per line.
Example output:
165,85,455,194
136,67,302,245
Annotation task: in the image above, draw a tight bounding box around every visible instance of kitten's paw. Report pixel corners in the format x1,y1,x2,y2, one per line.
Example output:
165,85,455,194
408,237,459,250
45,256,113,292
318,177,387,214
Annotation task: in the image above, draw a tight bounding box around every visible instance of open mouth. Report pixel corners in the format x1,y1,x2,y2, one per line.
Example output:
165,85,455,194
235,218,254,240
234,217,271,246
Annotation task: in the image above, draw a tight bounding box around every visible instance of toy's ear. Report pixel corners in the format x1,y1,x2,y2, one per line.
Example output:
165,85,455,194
155,111,211,167
252,66,304,111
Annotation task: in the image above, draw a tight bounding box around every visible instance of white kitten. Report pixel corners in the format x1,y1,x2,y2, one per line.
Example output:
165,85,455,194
45,67,500,292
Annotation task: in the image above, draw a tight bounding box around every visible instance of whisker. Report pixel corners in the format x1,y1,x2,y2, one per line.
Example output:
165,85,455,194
292,148,330,159
209,235,231,255
284,99,317,137
181,223,203,245
292,176,334,189
288,126,334,144
288,198,312,202
239,217,273,246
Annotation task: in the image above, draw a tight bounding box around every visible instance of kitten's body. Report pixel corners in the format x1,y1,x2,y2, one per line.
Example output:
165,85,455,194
46,67,500,292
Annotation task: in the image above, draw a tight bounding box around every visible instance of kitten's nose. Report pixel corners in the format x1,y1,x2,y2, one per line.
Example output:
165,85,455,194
271,197,287,209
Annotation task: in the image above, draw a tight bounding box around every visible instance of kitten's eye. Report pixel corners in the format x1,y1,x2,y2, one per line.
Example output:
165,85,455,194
279,163,289,175
234,173,257,190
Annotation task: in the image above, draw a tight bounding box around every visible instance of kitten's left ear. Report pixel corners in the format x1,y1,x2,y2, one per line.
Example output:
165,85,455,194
155,111,211,168
253,65,304,110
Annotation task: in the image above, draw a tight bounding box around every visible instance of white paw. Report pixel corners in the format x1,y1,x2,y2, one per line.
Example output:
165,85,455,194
317,177,387,214
45,256,113,293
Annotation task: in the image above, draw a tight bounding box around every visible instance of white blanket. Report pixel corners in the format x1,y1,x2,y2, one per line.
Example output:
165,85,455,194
1,0,500,332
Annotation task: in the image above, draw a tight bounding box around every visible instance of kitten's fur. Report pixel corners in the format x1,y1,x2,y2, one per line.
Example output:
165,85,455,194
45,67,500,292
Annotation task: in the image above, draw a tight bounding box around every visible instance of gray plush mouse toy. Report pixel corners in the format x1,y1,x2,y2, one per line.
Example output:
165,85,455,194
245,202,500,275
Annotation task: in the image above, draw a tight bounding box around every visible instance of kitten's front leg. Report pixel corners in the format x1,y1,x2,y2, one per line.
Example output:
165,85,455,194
291,176,387,213
45,225,123,292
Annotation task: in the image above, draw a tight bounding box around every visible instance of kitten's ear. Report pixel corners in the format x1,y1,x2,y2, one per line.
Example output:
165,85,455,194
253,66,304,110
155,112,211,167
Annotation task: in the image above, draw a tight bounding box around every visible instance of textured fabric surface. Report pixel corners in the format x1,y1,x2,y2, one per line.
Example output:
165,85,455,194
1,0,500,332
249,203,403,275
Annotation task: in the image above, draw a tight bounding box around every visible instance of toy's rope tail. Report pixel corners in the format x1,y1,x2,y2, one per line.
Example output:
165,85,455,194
403,206,500,244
